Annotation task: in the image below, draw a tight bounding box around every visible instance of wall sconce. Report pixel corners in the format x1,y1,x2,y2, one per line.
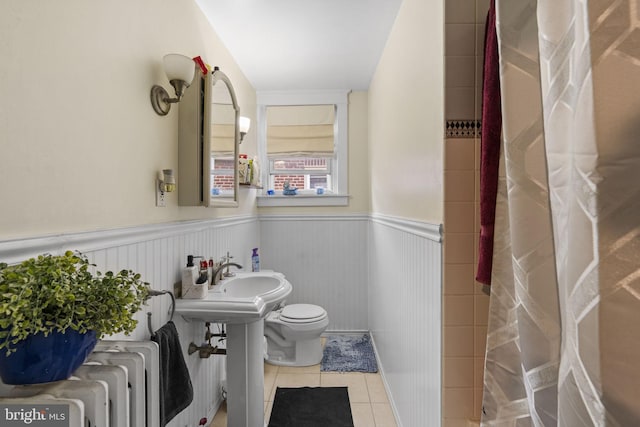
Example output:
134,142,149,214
156,169,176,207
239,116,251,143
150,54,196,116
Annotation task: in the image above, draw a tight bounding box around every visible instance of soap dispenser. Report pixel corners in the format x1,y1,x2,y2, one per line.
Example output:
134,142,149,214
251,248,260,272
182,255,197,286
182,255,206,299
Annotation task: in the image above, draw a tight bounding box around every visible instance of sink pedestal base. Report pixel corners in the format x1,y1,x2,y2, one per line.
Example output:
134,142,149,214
226,320,265,427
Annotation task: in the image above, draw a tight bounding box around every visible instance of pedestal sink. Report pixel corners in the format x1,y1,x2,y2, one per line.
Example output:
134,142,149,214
175,271,292,427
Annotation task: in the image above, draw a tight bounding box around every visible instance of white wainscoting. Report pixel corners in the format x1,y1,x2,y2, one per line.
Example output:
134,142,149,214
1,213,443,427
369,214,443,427
0,216,260,427
259,214,370,332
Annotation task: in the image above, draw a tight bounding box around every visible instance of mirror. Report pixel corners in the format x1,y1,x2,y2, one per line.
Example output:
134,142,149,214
178,67,240,207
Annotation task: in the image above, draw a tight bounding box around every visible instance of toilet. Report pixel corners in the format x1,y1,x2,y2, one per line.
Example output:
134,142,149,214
264,303,329,366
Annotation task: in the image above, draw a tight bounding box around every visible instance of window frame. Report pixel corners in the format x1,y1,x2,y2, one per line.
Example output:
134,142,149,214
256,90,350,207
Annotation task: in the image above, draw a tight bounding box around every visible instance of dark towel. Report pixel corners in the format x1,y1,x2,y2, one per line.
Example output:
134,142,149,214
476,0,502,286
151,321,194,426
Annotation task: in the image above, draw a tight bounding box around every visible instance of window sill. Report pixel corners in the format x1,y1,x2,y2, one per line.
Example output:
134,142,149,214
256,194,349,207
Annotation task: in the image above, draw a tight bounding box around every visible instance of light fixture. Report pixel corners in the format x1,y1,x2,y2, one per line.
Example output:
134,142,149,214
150,54,196,116
156,169,176,207
239,116,251,143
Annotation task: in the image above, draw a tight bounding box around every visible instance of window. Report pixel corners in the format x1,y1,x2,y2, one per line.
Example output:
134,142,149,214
210,157,234,196
256,91,350,207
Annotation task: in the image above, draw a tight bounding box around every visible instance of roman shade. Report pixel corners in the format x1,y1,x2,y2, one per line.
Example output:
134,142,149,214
210,103,235,156
266,105,335,158
211,123,234,156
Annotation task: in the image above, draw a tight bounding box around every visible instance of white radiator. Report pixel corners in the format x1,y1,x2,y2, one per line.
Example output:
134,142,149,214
0,339,160,427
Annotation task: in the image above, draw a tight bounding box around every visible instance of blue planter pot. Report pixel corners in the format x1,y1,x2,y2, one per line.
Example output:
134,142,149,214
0,329,97,385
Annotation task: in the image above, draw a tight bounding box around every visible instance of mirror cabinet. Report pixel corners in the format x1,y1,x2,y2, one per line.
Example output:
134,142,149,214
178,67,240,207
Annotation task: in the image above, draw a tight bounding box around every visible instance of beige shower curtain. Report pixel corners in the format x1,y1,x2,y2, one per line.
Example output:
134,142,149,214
481,0,640,425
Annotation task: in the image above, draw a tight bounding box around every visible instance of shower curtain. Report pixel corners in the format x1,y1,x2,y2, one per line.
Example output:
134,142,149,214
481,0,640,425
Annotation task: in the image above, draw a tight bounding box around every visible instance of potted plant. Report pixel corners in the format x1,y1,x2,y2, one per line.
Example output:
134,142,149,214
0,250,149,384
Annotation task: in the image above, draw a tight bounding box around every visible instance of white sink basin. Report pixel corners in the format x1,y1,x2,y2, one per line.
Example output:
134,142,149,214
174,271,292,324
220,275,283,298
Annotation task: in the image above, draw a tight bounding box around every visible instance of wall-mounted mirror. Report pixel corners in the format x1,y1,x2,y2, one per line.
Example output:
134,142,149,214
179,67,240,207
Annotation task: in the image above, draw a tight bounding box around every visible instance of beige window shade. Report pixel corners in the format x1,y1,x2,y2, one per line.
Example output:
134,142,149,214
210,103,236,156
267,105,335,158
211,124,235,156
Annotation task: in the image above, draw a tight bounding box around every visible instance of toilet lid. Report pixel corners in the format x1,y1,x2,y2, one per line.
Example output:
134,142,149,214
280,304,326,323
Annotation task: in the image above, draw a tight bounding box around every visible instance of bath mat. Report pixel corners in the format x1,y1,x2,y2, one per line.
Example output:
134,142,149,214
268,386,353,427
321,334,379,372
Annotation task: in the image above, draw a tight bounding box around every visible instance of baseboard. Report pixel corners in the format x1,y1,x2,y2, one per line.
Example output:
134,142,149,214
368,333,403,427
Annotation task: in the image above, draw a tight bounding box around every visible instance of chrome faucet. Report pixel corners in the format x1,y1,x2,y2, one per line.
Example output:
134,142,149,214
211,262,242,286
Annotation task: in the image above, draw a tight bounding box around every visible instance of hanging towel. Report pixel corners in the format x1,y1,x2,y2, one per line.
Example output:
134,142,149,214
476,0,502,286
151,321,194,426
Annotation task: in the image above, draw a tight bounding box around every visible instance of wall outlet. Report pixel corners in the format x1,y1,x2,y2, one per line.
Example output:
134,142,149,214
156,181,166,207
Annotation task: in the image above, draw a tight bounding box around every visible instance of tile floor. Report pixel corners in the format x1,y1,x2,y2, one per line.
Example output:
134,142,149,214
209,345,397,426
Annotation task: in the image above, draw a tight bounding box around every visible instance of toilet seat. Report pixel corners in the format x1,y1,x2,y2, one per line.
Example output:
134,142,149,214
279,304,327,324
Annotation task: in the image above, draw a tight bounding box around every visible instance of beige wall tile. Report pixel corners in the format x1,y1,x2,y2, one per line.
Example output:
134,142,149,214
445,170,475,202
446,23,476,56
446,87,476,119
446,56,477,88
473,388,484,419
444,326,474,357
444,233,475,264
474,293,490,325
476,0,491,23
444,357,474,388
475,23,486,56
474,357,486,389
445,139,475,171
445,295,474,326
445,202,475,233
446,0,476,23
444,263,476,295
443,418,473,427
474,325,488,358
443,387,474,418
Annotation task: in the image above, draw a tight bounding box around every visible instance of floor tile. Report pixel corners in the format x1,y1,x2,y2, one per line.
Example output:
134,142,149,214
372,403,398,427
277,363,320,374
350,402,375,427
320,372,369,403
365,373,389,403
212,339,398,427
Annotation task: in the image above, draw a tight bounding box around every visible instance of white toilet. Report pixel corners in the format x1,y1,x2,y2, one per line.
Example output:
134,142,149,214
264,303,329,366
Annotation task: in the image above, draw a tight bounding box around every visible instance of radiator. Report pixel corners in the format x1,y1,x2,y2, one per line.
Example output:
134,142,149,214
0,340,160,427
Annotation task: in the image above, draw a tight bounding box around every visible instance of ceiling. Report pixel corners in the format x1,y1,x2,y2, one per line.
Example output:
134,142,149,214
194,0,403,91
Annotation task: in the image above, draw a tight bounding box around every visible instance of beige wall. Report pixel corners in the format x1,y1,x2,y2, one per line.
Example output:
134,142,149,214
368,0,445,223
0,0,256,240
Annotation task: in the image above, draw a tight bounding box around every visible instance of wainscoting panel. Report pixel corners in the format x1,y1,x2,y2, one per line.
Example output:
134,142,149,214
0,216,260,427
259,215,369,332
369,214,443,427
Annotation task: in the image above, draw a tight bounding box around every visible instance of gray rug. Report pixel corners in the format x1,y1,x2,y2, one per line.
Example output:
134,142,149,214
321,334,378,372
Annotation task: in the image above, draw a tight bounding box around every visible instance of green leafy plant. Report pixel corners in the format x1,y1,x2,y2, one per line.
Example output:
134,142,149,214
0,251,149,355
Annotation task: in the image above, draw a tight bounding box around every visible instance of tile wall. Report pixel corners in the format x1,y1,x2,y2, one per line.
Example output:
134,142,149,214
444,0,490,425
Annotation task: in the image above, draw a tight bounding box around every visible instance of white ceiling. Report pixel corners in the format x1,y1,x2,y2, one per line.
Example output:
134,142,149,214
194,0,403,91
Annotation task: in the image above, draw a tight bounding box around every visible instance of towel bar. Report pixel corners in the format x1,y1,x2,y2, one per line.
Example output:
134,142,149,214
146,290,176,337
